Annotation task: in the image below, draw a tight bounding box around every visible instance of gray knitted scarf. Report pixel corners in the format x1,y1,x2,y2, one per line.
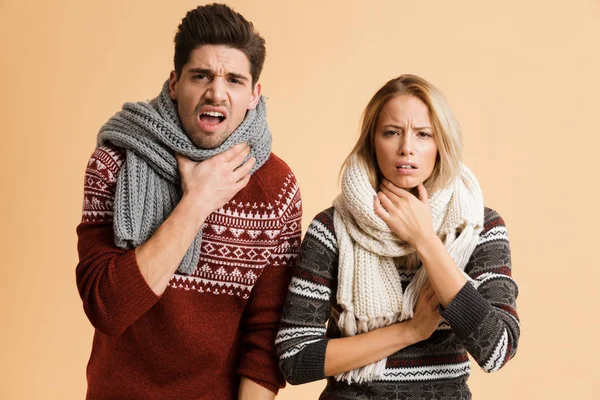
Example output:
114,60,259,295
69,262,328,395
97,79,272,274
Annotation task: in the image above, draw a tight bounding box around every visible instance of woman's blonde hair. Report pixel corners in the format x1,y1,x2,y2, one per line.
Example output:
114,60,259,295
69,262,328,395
341,74,463,193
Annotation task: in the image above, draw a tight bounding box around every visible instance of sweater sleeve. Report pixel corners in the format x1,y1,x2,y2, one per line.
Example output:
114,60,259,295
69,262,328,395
440,207,520,373
236,181,303,394
75,146,159,337
275,209,338,385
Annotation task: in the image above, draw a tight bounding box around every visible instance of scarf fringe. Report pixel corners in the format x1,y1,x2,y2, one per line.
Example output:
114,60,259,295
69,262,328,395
332,155,484,383
400,267,429,320
335,358,387,384
336,310,400,384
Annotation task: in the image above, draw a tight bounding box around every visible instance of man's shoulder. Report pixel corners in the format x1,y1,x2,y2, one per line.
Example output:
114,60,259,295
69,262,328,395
86,143,126,180
239,153,301,220
253,152,297,191
82,144,125,222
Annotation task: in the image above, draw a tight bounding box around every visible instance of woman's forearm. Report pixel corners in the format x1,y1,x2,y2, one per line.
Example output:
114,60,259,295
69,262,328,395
414,233,467,307
324,321,419,377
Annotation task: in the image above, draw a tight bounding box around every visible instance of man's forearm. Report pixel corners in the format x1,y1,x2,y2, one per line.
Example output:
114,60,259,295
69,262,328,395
135,194,209,295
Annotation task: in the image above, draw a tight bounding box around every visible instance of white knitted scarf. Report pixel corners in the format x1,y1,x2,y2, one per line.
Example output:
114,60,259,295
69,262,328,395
332,155,484,383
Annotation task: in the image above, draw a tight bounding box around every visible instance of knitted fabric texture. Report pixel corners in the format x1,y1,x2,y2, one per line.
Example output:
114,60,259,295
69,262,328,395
97,79,272,274
332,154,484,383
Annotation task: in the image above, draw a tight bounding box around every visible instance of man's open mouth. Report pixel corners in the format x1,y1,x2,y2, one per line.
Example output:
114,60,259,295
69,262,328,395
199,111,226,125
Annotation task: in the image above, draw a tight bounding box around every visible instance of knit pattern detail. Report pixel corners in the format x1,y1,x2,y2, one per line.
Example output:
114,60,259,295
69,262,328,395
81,145,301,299
97,80,273,274
167,173,302,299
82,146,124,223
331,155,484,383
276,207,520,399
78,145,302,398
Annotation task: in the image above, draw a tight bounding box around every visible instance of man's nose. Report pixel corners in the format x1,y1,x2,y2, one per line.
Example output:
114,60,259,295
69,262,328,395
206,77,227,103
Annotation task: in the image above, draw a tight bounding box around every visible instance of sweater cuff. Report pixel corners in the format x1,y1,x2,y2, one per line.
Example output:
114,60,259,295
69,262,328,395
295,338,330,383
441,282,493,339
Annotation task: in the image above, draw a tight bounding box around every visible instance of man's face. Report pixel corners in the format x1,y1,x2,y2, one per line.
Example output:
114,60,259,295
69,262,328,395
169,44,261,149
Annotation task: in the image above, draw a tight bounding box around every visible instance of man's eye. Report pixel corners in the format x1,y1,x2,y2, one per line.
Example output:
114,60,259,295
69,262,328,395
229,78,242,85
193,74,208,80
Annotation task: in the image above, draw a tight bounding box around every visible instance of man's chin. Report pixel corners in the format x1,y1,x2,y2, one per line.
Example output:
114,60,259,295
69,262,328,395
189,131,230,150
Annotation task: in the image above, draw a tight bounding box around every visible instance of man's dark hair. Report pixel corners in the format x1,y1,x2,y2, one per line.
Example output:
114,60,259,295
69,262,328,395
174,3,266,86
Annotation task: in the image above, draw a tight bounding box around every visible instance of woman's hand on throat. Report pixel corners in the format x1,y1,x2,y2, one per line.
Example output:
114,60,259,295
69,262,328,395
373,180,436,249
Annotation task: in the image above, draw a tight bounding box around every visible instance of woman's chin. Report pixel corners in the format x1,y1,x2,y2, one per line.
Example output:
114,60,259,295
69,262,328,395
385,176,421,191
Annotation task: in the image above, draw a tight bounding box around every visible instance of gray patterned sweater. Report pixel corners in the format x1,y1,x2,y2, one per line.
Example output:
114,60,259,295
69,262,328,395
275,207,519,399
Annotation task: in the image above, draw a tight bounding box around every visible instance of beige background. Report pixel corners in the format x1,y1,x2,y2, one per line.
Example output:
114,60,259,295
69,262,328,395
2,0,599,398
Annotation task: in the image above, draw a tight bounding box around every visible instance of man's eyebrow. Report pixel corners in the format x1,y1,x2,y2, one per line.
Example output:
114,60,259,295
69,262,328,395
186,68,212,75
227,72,250,81
186,68,250,81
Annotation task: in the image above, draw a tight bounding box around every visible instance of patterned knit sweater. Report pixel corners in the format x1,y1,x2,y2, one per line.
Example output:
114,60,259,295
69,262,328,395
276,207,519,400
76,145,302,400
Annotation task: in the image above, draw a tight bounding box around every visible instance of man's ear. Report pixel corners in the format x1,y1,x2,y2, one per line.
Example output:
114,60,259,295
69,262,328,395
169,70,178,100
247,82,262,110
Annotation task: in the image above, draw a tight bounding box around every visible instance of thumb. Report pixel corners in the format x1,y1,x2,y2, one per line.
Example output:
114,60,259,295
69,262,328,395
417,183,429,205
174,153,191,175
175,152,189,166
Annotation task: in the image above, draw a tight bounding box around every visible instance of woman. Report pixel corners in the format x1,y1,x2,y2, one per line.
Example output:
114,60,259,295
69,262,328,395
276,74,520,399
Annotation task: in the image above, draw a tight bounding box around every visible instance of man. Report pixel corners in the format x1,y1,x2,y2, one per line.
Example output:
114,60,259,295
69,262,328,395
76,4,302,399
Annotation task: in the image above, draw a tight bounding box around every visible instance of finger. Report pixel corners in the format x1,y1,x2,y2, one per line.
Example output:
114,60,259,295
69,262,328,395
417,184,429,205
422,280,434,297
426,286,437,302
219,143,248,162
235,173,251,189
381,179,411,199
377,192,396,213
232,156,256,180
429,294,440,311
380,185,402,206
175,153,190,168
373,195,390,221
229,145,252,168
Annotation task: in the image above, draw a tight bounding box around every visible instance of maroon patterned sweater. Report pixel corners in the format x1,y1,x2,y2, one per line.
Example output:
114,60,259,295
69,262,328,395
76,145,302,399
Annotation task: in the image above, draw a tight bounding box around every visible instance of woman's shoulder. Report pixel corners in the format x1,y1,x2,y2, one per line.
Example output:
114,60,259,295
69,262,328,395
483,206,507,229
480,206,509,243
310,207,336,230
304,207,338,252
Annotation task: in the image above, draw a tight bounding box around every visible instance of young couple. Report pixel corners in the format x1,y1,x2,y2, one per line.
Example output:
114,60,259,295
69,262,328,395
76,4,519,400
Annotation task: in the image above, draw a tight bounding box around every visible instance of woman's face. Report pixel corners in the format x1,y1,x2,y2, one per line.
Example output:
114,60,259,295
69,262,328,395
374,95,438,190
